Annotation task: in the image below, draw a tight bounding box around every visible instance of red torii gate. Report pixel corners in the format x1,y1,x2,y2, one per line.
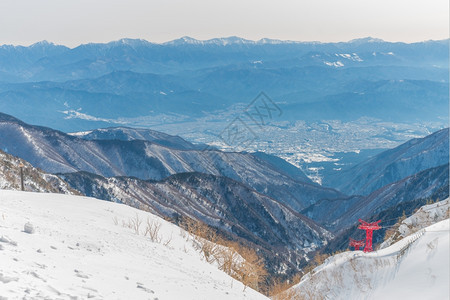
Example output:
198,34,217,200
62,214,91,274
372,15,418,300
349,238,365,251
358,219,381,252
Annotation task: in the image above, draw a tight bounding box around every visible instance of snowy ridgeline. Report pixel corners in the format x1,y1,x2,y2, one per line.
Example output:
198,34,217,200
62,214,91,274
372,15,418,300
288,210,449,299
380,198,449,249
0,190,267,300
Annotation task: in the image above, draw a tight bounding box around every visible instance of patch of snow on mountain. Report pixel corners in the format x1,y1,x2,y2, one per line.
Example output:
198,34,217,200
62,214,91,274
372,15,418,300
324,61,344,67
67,130,93,137
336,53,363,62
60,110,120,123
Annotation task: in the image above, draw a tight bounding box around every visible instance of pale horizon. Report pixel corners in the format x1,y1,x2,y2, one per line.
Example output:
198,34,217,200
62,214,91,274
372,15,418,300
0,0,448,48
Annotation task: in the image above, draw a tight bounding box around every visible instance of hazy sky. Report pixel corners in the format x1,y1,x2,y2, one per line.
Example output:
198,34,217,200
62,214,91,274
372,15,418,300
0,0,448,47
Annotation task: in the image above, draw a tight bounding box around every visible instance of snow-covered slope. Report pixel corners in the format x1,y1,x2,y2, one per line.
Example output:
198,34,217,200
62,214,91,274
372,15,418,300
0,190,267,299
290,212,449,299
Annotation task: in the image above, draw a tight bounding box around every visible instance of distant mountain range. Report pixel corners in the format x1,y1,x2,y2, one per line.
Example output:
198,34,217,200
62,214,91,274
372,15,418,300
0,37,447,132
1,37,447,83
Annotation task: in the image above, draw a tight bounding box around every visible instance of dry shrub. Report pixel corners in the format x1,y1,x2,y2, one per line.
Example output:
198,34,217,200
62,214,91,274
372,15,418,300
144,218,162,243
116,214,163,243
271,286,298,300
130,213,142,235
301,252,330,276
179,215,268,292
163,233,172,247
302,263,316,276
313,253,329,265
269,275,302,300
233,246,267,291
216,245,239,274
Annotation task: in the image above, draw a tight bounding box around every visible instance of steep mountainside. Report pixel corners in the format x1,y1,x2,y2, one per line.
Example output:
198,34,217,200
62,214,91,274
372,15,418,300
0,149,78,194
59,171,332,276
323,128,449,195
0,112,343,210
304,163,449,232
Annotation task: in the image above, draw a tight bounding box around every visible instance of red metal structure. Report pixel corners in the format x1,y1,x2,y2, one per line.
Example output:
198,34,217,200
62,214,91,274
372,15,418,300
349,238,365,251
358,219,381,252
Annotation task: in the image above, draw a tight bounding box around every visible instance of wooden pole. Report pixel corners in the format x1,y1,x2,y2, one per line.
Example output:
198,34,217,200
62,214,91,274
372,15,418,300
19,162,24,191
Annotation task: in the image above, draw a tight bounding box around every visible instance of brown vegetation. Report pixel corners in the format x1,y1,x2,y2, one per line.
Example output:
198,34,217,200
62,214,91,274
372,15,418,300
116,212,308,297
179,215,268,292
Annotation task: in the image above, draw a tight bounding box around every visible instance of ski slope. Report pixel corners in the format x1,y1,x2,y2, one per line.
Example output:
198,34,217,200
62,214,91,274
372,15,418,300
0,190,267,299
291,215,449,299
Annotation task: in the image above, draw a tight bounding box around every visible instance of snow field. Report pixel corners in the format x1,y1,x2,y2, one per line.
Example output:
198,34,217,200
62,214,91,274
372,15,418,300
0,190,267,299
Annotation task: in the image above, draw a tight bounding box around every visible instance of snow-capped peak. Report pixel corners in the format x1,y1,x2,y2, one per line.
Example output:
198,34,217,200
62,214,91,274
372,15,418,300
163,36,317,46
209,36,254,45
348,37,385,44
107,38,154,47
29,40,55,47
165,36,203,45
164,36,255,46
